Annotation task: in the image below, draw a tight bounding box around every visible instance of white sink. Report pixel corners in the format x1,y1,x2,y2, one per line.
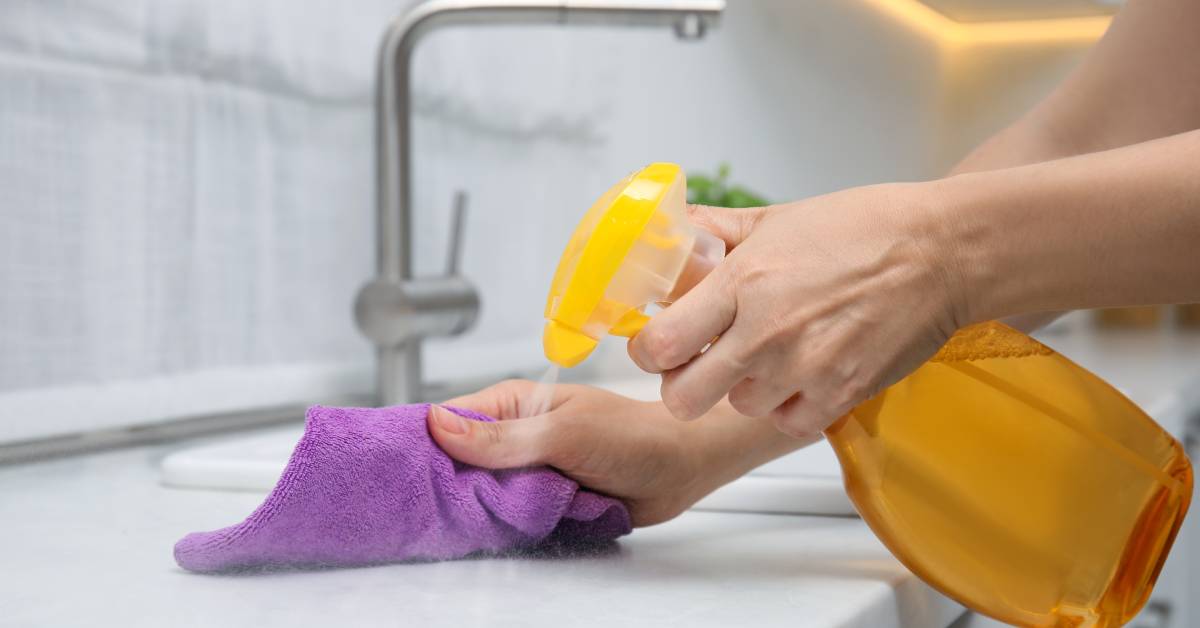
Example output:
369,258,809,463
160,376,856,516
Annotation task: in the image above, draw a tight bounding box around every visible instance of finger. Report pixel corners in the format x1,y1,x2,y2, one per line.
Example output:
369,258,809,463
628,266,736,374
769,394,820,439
727,375,799,419
658,324,756,420
770,342,885,437
441,379,534,420
428,404,551,469
686,204,769,249
768,386,844,439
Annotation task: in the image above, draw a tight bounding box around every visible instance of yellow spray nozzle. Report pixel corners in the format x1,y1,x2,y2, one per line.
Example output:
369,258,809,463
609,309,651,338
542,162,696,368
542,320,599,368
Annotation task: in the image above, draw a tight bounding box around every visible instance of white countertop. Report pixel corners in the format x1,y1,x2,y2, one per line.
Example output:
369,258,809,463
0,443,963,628
1032,325,1200,435
2,326,1197,628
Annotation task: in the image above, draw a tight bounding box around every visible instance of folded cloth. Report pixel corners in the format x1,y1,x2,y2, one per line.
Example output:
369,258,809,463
174,404,631,573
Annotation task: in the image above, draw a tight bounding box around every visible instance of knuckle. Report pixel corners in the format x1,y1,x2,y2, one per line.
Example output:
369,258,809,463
796,343,865,418
639,326,683,368
725,256,756,286
726,395,752,417
737,260,767,285
719,341,755,375
828,366,874,416
728,396,764,419
685,203,711,220
729,255,773,290
772,410,821,440
740,330,780,364
478,421,503,446
727,380,767,417
769,390,822,438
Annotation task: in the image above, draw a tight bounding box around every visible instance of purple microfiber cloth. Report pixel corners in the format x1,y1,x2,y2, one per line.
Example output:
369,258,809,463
174,404,631,573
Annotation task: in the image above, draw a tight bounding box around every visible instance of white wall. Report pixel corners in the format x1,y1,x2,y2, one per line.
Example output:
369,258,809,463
0,0,1102,441
410,0,1098,379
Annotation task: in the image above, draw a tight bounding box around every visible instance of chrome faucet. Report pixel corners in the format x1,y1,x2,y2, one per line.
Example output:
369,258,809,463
354,0,725,406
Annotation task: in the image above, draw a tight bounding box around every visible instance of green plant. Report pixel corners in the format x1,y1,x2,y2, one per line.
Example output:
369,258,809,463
686,163,770,208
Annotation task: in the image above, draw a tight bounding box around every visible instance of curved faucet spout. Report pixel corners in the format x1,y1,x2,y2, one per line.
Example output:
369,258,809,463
363,0,725,405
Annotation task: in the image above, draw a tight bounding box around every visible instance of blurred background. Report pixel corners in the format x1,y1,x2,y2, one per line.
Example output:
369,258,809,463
0,0,1124,442
2,2,1198,627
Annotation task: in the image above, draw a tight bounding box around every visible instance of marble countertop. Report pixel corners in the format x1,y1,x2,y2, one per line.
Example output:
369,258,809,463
3,326,1197,628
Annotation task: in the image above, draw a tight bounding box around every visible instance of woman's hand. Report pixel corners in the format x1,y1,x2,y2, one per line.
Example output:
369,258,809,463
428,380,814,527
429,381,706,526
628,182,967,437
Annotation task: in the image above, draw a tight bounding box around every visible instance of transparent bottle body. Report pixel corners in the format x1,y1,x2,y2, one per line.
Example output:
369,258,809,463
826,323,1193,627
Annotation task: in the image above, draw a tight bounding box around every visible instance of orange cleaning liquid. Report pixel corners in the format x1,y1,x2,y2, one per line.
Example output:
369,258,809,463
827,322,1193,627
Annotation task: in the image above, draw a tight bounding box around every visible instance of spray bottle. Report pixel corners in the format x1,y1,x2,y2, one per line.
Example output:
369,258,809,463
540,162,1193,628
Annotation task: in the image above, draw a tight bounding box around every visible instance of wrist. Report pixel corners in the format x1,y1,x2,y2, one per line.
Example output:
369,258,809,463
917,175,1009,326
887,179,980,330
683,402,815,496
676,409,735,501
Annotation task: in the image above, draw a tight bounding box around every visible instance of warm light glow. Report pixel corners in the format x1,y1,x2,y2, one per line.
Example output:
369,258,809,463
862,0,1112,47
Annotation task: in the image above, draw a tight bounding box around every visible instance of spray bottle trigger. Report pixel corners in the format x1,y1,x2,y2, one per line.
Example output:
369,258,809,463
610,308,651,338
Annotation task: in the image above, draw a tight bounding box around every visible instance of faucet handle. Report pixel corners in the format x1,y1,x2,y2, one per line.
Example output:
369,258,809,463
354,189,478,348
446,190,467,276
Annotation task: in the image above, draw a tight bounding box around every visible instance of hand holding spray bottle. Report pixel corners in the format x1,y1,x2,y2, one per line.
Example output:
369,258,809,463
540,162,1192,628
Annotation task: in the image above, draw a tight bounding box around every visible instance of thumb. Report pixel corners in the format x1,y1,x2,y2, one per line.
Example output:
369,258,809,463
440,379,532,420
427,404,550,469
686,203,770,250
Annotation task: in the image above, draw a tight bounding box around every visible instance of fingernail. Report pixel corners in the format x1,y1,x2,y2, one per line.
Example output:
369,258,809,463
431,406,469,435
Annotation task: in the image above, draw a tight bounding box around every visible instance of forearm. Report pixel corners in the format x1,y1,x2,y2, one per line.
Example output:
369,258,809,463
954,0,1200,179
946,0,1200,328
684,401,818,496
951,114,1088,176
936,129,1200,323
948,107,1093,332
